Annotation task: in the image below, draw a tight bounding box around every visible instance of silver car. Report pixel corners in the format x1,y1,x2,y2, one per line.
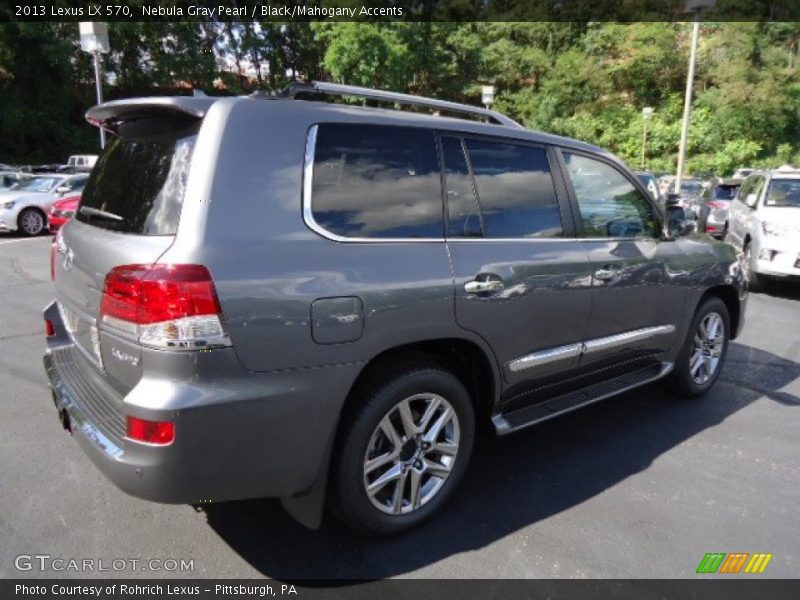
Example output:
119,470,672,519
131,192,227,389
0,173,88,235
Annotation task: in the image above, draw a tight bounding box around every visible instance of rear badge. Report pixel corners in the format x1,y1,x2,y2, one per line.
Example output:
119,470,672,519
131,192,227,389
111,347,138,367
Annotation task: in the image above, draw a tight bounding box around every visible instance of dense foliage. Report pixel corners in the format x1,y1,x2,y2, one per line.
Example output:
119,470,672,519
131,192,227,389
1,21,799,175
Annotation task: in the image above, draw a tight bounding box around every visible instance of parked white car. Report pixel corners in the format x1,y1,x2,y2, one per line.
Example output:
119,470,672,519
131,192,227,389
67,155,98,170
0,173,88,236
726,166,800,290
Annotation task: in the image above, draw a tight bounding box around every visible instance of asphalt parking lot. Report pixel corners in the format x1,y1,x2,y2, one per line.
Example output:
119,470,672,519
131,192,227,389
0,234,798,580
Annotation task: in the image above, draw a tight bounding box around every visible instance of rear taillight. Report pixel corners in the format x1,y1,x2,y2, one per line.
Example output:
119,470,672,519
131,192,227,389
126,416,175,445
100,264,230,350
708,201,728,209
45,319,55,337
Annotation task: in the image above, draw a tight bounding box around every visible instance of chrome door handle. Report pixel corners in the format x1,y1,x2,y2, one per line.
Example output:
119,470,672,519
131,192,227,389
594,268,618,281
464,279,504,294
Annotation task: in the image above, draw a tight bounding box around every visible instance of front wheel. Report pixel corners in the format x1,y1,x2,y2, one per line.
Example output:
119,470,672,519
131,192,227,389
667,297,730,397
332,366,475,535
17,208,46,236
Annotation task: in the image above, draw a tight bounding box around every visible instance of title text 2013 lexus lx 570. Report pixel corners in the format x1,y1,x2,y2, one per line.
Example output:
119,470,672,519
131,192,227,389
44,83,746,535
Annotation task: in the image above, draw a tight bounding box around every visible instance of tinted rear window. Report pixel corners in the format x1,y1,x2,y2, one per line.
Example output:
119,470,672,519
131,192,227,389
310,124,443,238
76,119,199,234
464,139,562,238
713,185,739,200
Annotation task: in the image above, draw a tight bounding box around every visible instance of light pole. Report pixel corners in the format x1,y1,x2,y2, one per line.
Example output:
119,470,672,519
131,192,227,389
641,107,654,170
79,22,110,149
481,85,495,110
675,0,715,193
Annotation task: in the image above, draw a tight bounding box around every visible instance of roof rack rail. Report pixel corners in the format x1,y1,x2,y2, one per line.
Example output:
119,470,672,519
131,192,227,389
279,81,524,129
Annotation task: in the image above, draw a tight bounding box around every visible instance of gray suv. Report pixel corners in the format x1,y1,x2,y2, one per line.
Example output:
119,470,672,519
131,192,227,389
44,82,746,535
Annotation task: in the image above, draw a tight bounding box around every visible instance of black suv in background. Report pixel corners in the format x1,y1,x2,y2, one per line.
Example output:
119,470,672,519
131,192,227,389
44,82,746,535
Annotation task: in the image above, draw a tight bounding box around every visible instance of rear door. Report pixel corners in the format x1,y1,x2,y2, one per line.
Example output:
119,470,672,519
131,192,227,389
558,150,684,366
55,110,201,392
442,134,593,389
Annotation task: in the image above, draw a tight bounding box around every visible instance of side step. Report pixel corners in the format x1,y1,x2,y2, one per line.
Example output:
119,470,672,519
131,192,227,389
493,362,673,435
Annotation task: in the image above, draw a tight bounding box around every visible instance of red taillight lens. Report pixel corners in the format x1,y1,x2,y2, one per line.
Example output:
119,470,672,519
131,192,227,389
707,225,718,232
101,264,222,325
708,201,728,209
126,416,175,445
45,319,55,337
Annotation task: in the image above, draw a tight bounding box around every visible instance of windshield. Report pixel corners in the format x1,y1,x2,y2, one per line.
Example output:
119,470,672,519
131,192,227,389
16,177,59,193
765,179,800,207
713,185,739,200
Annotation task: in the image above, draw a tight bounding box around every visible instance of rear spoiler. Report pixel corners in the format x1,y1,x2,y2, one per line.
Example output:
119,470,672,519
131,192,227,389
86,97,216,135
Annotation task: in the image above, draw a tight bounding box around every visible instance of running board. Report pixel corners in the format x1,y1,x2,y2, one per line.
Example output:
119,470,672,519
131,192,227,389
493,362,673,435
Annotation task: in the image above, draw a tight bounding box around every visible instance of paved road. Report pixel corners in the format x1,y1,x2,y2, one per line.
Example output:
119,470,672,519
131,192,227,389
1,234,798,580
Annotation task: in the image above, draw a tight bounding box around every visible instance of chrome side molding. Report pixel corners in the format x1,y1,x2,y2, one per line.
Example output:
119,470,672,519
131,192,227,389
507,325,677,374
582,325,676,355
508,343,582,373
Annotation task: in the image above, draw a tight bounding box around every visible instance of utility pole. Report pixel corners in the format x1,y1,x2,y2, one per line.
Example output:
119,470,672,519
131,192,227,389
675,19,700,193
79,22,110,149
675,0,716,192
641,107,654,170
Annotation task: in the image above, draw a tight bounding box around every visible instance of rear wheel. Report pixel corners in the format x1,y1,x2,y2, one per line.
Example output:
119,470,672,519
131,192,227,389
332,365,475,535
17,208,45,236
667,296,730,397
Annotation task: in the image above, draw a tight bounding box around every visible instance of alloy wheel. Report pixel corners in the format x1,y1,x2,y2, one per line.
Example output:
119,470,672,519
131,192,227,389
363,393,460,515
19,210,44,235
689,311,725,385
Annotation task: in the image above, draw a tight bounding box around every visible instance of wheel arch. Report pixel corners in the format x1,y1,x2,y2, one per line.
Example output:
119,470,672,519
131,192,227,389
342,337,500,426
281,336,499,530
700,285,742,340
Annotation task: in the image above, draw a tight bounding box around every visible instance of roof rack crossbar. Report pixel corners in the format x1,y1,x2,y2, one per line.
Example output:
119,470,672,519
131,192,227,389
282,81,524,129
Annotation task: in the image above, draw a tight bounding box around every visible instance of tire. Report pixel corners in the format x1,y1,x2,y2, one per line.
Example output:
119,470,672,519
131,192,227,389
743,243,767,292
667,296,730,398
331,365,475,535
17,207,46,236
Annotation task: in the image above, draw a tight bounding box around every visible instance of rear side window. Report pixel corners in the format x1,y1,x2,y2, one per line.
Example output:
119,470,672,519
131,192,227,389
443,137,563,238
77,119,199,235
310,124,442,238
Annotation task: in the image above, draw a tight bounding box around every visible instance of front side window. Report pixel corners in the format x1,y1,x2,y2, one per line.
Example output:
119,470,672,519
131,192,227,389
564,153,658,238
310,124,442,238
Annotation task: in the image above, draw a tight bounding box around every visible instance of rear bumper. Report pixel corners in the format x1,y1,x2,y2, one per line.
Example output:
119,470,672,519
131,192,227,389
43,300,360,505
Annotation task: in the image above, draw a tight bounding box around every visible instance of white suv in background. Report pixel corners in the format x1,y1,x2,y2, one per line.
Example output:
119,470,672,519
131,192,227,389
727,166,800,290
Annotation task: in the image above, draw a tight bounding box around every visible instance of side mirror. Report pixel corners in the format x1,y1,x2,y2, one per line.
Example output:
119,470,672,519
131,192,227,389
55,186,71,195
665,204,688,239
744,193,758,208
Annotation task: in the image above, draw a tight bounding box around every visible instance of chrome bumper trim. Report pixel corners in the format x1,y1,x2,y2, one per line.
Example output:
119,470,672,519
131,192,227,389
44,351,123,459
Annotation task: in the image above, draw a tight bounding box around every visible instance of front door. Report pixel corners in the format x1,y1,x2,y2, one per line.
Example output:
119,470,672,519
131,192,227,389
558,151,686,367
441,134,593,389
